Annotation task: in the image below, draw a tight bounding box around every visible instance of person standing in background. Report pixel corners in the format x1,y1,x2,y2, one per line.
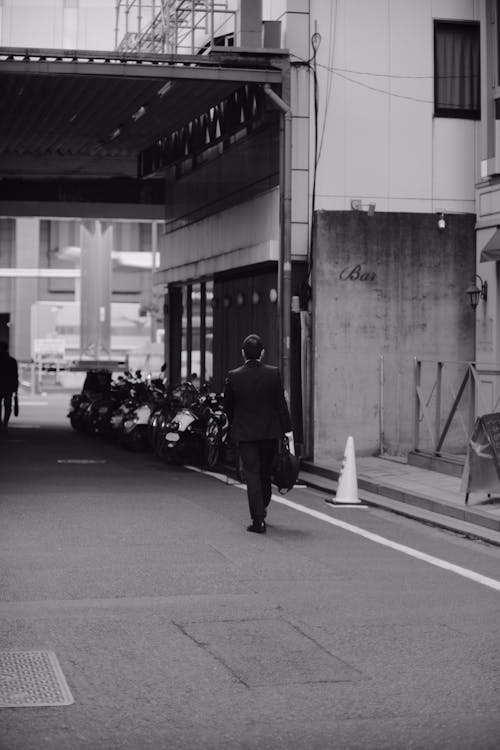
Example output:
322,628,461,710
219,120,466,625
223,334,292,534
0,341,19,433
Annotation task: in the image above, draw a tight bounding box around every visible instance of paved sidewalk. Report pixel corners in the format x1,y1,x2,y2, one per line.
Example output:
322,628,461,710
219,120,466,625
301,455,500,546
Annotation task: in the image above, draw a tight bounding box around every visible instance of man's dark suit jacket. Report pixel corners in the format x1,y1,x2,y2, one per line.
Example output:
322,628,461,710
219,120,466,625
0,352,18,396
223,360,292,442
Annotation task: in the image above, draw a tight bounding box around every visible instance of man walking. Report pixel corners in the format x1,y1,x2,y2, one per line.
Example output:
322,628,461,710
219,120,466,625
224,334,292,534
0,341,18,433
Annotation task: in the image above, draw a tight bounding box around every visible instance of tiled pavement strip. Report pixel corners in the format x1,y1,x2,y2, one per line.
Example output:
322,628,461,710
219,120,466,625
300,456,500,547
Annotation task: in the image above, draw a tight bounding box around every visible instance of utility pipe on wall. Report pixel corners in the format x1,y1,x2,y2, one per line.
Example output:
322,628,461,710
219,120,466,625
263,83,292,403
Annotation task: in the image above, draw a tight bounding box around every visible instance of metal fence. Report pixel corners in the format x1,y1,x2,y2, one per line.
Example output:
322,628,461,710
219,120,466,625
412,359,500,458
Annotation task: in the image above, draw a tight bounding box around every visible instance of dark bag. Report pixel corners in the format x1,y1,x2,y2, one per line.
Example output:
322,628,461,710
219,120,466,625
13,392,19,417
272,435,300,493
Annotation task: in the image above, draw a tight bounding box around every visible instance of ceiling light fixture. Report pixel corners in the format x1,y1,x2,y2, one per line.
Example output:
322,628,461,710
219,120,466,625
132,105,147,122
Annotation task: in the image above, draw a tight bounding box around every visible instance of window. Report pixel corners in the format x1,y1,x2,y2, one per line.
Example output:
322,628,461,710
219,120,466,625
178,281,213,388
63,0,78,49
434,21,480,119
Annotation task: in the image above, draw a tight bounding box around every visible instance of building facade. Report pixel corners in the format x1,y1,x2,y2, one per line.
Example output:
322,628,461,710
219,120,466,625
0,1,490,468
155,0,480,463
476,1,500,418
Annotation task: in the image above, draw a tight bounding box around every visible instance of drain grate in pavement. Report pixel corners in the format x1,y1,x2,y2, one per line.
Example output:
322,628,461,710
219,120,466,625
0,651,74,707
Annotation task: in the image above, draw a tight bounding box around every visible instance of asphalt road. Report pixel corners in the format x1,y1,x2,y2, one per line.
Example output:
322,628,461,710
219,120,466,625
1,394,499,750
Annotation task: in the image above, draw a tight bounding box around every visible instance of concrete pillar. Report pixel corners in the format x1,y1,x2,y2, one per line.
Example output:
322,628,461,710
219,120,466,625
236,0,262,48
13,218,39,361
79,220,113,359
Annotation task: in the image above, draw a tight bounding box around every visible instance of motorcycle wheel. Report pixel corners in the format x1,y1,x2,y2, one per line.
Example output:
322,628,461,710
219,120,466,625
124,427,147,452
204,417,221,469
163,447,183,465
205,442,219,469
69,413,81,431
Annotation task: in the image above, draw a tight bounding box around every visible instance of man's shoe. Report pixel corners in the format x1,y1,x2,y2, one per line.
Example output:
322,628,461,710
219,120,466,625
247,521,266,534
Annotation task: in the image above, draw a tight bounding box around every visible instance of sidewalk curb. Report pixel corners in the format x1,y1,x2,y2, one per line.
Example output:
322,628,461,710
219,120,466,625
300,466,500,548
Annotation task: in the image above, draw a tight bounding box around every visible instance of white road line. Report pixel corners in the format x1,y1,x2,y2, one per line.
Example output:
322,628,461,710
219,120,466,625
186,465,500,593
19,401,49,406
57,459,107,464
272,495,500,593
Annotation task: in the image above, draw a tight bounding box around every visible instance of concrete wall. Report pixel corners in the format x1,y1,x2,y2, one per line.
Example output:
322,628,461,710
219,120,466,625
313,211,476,465
0,219,14,316
12,218,40,361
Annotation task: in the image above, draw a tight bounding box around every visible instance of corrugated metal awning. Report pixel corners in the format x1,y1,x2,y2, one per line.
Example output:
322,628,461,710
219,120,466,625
0,47,284,180
480,228,500,262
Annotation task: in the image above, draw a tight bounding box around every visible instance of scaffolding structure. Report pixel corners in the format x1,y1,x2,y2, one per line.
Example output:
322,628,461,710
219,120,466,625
114,0,236,55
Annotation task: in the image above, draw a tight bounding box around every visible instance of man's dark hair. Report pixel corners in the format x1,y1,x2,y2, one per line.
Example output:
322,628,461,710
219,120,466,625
242,334,264,360
0,341,8,353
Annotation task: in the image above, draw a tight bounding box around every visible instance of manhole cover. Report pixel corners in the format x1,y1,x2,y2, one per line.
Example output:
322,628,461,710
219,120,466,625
0,651,74,707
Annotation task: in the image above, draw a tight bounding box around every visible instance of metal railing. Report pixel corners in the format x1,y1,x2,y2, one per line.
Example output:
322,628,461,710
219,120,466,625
115,0,235,55
413,359,500,457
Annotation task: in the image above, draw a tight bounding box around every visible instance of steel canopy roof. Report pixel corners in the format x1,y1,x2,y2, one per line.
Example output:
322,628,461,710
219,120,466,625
0,47,286,181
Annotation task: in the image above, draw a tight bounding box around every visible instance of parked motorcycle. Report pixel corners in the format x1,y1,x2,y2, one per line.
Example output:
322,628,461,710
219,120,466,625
68,368,112,433
159,382,208,464
118,375,167,452
202,391,229,469
68,370,233,472
148,383,176,457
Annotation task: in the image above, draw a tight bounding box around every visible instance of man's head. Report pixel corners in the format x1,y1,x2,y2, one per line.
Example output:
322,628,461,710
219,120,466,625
242,334,264,361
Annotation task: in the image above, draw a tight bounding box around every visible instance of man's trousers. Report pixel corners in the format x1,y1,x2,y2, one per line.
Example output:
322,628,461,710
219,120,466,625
238,439,278,522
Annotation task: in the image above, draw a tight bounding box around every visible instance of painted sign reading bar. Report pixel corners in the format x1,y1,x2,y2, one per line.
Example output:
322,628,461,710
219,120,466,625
339,264,376,282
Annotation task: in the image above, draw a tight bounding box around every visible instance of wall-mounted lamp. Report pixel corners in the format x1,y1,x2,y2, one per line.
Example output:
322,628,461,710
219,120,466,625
466,274,488,310
351,199,376,216
437,212,446,230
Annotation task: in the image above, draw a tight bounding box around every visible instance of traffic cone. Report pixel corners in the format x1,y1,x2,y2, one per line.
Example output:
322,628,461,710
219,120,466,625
325,436,367,507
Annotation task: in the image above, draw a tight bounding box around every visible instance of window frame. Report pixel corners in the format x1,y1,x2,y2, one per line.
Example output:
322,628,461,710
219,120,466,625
434,19,481,121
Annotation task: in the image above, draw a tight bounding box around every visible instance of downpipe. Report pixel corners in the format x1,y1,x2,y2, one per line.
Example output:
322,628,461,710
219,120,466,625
263,83,292,404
